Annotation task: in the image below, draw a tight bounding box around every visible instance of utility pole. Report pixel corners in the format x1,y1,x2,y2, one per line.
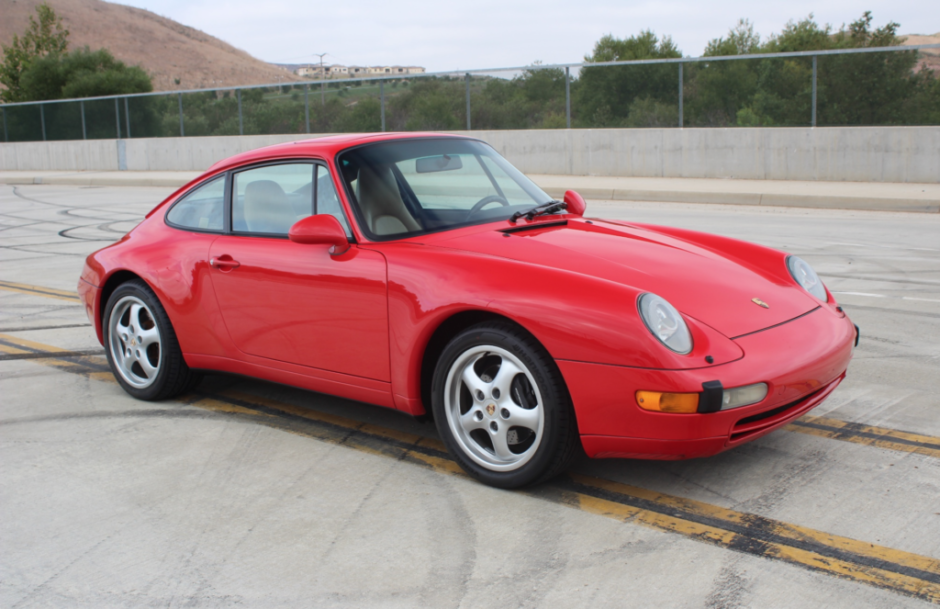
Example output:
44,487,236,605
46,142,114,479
314,52,328,105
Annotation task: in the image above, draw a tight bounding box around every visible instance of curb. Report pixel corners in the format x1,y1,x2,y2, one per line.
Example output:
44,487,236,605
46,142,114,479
0,176,193,188
3,175,938,214
537,186,940,214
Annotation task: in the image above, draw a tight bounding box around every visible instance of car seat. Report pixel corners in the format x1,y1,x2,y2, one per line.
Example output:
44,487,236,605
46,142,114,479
357,165,421,235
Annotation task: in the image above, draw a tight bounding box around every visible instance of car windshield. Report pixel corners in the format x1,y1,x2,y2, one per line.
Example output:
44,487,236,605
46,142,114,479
336,138,553,240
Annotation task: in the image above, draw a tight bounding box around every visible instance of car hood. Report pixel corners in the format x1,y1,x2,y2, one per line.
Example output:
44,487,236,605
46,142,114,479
429,218,818,339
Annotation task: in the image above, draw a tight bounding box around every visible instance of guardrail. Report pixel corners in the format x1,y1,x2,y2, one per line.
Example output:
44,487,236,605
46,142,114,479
2,43,938,142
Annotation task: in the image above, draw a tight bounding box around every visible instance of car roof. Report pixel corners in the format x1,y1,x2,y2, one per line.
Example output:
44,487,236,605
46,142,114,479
206,132,474,173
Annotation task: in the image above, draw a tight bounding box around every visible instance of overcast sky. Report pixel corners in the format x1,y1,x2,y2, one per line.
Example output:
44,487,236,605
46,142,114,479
116,0,938,72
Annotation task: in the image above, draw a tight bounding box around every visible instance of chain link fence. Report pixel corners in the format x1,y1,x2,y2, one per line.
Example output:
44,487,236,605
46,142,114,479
2,44,939,143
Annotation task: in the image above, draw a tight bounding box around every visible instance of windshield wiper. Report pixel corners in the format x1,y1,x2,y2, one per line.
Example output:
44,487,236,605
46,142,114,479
510,200,567,223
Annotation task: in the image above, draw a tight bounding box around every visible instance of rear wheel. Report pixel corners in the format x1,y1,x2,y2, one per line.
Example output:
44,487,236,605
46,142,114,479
103,280,201,400
431,322,578,488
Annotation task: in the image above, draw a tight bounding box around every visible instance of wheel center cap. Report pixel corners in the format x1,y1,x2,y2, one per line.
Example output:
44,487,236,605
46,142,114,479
486,403,496,416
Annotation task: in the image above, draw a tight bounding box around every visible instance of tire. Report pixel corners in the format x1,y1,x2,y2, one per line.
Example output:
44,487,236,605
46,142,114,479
103,279,201,401
431,322,579,489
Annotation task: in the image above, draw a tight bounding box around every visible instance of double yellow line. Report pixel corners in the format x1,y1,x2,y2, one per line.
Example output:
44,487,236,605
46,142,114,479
787,415,940,459
1,331,939,602
3,279,938,459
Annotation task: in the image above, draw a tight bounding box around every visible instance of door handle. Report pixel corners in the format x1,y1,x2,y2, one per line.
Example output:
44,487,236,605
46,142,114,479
210,256,240,270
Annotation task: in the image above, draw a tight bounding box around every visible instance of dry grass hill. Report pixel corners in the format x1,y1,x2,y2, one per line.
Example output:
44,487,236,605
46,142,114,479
0,0,301,92
902,33,940,74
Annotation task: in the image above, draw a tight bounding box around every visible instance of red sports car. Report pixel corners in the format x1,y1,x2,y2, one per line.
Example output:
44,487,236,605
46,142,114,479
78,133,858,488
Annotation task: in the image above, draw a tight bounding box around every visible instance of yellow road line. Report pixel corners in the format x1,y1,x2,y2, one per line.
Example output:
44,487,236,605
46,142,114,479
787,416,940,459
0,279,81,302
3,334,940,603
7,280,940,461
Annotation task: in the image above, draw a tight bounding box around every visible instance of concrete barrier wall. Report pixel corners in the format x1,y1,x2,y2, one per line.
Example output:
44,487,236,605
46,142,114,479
2,126,938,182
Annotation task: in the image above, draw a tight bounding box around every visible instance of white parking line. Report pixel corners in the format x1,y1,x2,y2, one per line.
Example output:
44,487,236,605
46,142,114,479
833,291,940,304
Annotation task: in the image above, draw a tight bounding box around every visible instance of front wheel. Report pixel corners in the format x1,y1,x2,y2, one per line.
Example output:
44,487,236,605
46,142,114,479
431,322,579,488
103,279,201,400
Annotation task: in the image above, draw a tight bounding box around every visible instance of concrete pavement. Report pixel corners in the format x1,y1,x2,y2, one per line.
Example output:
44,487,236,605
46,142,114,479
1,183,939,607
1,170,938,212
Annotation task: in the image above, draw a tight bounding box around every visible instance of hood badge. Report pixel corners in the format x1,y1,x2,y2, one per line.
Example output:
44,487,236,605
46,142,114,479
752,298,770,309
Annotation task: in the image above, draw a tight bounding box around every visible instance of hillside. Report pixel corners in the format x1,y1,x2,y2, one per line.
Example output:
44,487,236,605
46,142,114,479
902,33,940,74
0,0,301,93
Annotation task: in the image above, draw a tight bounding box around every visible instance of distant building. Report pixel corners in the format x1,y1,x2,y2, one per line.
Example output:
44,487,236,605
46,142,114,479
295,64,425,78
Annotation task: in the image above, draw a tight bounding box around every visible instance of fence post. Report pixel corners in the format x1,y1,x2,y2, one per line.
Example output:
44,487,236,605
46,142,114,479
465,73,471,130
380,80,386,132
124,97,131,139
178,93,184,137
305,84,310,133
2,107,7,142
811,55,817,127
40,104,47,141
678,63,684,128
80,100,86,139
237,89,243,135
114,98,121,139
565,66,571,129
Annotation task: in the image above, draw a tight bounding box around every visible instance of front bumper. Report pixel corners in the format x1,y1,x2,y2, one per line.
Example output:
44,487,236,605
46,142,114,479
559,306,856,460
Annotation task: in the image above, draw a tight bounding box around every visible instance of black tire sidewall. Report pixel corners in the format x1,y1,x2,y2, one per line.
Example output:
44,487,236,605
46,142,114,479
431,323,572,489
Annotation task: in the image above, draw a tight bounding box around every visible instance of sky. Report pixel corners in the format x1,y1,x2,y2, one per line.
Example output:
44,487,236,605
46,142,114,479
115,0,938,72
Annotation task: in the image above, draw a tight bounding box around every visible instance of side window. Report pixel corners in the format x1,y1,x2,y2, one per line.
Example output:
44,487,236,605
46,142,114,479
233,163,313,235
316,166,352,237
166,176,225,231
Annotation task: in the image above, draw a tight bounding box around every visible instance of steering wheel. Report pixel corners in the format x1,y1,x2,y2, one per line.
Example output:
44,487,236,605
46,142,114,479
467,195,510,219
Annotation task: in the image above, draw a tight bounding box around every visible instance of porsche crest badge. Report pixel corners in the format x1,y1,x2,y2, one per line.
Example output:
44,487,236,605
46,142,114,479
752,298,770,308
486,403,496,416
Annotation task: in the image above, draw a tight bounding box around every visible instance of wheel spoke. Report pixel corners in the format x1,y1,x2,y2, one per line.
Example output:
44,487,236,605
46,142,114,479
115,312,131,335
503,402,540,431
138,326,160,348
129,303,143,330
491,359,523,398
460,360,488,398
137,353,158,379
491,426,514,460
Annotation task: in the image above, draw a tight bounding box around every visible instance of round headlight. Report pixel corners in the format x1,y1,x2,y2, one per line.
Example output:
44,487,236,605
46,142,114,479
787,256,828,301
638,293,693,355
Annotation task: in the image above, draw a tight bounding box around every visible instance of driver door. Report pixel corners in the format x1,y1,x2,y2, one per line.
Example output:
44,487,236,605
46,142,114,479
208,162,390,382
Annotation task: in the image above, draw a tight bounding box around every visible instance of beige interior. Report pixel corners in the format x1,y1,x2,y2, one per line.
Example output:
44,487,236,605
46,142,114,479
356,166,421,235
243,180,297,234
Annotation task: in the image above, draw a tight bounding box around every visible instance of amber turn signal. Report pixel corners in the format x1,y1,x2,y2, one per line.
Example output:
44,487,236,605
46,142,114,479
636,391,699,413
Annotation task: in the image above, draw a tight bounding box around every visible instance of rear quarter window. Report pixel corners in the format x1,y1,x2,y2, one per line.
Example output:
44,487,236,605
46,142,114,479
166,176,225,231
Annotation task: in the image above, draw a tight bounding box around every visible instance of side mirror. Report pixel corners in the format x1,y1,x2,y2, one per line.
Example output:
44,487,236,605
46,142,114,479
289,215,350,254
563,190,587,216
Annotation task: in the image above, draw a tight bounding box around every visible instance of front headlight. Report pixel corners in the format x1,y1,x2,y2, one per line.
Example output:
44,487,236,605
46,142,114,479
787,256,828,301
638,293,693,354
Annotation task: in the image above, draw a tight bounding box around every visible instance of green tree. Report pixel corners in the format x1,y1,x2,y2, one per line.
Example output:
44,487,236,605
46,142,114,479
1,3,70,102
814,12,923,125
576,31,681,127
19,47,152,101
685,20,762,126
728,12,928,126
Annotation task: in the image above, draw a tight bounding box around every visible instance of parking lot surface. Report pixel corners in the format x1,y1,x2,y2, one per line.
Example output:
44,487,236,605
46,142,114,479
1,184,939,608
